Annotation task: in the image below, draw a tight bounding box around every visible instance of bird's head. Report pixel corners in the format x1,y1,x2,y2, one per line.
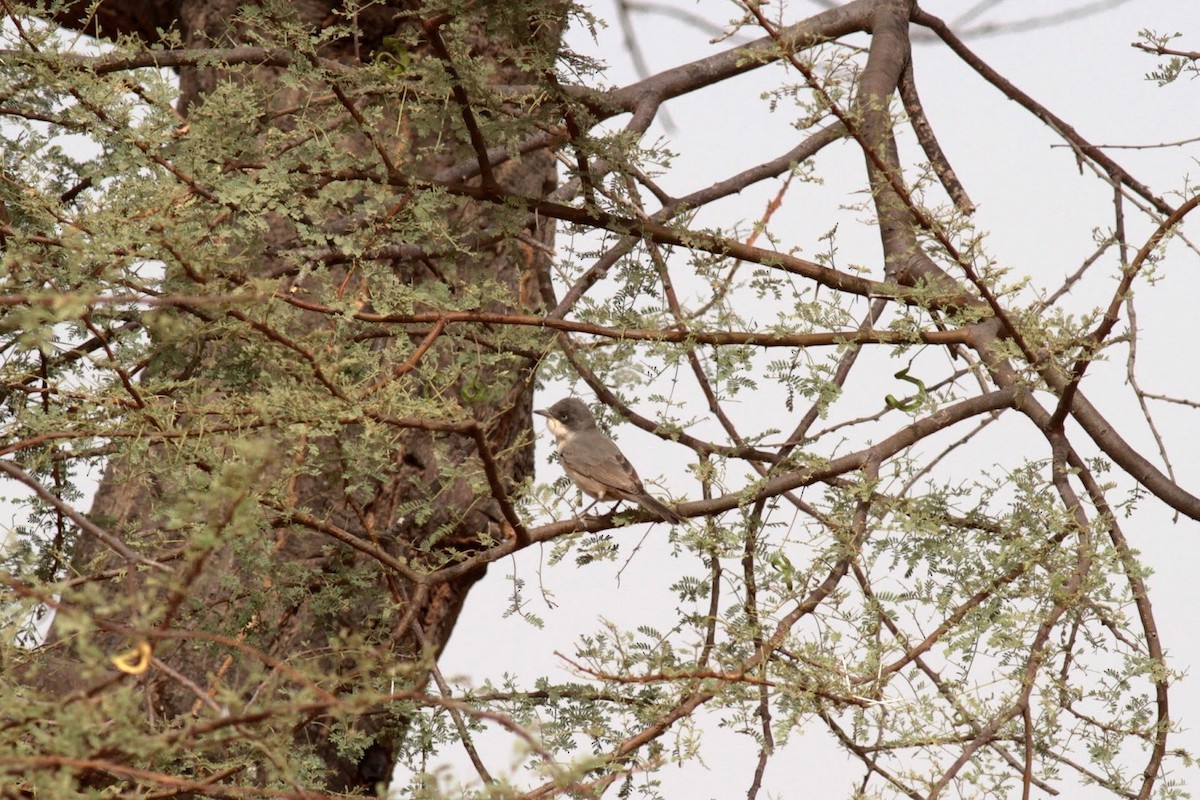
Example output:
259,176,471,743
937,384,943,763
535,397,598,438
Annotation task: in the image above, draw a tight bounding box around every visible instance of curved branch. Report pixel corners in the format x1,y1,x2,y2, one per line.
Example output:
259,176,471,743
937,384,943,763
0,460,168,572
1048,192,1200,429
914,8,1175,218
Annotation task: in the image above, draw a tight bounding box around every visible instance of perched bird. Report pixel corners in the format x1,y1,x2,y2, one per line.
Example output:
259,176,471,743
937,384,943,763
536,397,684,525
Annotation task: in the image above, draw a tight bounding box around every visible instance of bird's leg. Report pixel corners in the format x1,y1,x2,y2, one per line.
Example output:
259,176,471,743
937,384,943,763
576,495,604,519
609,502,639,522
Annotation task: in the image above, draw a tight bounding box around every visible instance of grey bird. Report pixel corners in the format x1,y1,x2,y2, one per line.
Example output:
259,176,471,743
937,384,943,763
536,397,684,525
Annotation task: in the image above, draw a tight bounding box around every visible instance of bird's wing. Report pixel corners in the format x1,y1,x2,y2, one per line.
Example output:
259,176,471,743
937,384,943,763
560,436,645,496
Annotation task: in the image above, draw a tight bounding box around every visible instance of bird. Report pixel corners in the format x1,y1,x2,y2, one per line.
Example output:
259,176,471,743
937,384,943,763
535,397,684,525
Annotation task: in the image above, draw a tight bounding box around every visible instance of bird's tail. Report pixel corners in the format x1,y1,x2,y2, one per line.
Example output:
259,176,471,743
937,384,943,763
633,493,685,525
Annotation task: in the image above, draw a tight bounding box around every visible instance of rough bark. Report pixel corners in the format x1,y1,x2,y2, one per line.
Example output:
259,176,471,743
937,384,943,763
28,0,560,794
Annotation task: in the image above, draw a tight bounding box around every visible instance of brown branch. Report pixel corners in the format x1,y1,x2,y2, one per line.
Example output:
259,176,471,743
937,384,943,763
0,755,305,799
546,121,849,319
742,0,1045,388
555,655,873,708
699,529,721,668
1062,451,1170,799
1039,238,1114,310
407,615,495,785
741,464,774,800
928,435,1094,797
1048,191,1200,430
588,1,872,119
1131,41,1200,61
224,309,348,401
848,562,1062,796
358,317,447,400
642,189,753,453
751,462,878,674
308,52,398,179
421,15,497,190
522,688,712,800
819,709,926,800
464,422,530,546
267,506,426,583
786,298,889,456
759,6,1200,523
0,46,329,74
1122,294,1178,505
0,459,167,572
992,344,1200,537
295,162,905,304
916,9,1174,218
344,307,970,350
1022,702,1035,800
859,528,1066,684
898,58,974,214
80,315,145,409
420,387,1020,588
550,72,599,207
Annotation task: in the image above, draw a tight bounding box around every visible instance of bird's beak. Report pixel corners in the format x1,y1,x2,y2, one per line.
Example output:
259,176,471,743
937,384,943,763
533,409,550,418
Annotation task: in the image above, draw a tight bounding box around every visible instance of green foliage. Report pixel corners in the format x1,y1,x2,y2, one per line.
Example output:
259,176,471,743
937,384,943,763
1137,30,1200,85
0,1,1193,799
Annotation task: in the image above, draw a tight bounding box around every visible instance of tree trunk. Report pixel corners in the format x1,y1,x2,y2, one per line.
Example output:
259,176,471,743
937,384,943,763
25,0,560,793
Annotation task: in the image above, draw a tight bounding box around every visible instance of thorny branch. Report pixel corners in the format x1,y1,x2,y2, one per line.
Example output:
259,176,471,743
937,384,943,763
1,0,1192,797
